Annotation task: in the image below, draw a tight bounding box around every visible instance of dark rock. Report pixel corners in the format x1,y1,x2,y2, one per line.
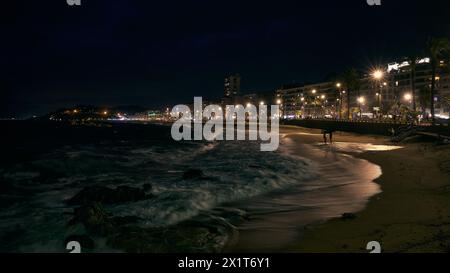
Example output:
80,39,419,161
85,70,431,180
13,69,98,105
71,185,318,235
142,183,152,192
67,185,150,205
114,185,147,203
71,202,116,235
182,169,204,180
112,216,141,226
67,186,113,205
341,213,357,220
64,234,95,249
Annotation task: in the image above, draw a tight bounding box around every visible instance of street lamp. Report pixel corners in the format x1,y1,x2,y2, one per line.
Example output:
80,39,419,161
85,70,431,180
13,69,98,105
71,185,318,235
404,93,413,110
372,70,384,80
372,69,385,119
404,93,412,101
335,83,343,119
357,97,365,119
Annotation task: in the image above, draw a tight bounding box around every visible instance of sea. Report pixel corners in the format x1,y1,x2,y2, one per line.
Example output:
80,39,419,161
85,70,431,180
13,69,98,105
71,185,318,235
0,121,382,252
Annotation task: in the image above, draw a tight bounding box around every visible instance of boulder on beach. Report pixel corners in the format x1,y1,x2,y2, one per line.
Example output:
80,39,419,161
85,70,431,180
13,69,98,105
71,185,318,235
70,202,116,235
67,185,152,205
182,169,216,181
68,202,142,237
142,183,152,192
182,169,205,180
341,213,357,220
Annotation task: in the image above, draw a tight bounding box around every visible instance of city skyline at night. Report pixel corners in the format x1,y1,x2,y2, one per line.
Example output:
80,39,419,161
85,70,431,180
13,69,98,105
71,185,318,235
2,0,450,118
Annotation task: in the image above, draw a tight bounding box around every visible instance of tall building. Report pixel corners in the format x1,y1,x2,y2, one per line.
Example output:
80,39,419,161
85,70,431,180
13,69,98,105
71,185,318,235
277,57,450,119
224,74,241,98
276,82,337,119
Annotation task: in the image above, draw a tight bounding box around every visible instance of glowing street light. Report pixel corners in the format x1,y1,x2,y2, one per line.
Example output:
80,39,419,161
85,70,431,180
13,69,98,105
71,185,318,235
372,70,384,80
276,99,282,104
320,95,326,99
358,97,365,104
260,101,265,105
336,83,341,88
311,89,317,94
404,93,412,101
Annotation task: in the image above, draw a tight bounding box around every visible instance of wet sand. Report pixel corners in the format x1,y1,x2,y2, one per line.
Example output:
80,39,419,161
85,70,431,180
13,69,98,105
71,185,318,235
226,126,392,252
289,127,450,253
228,125,450,253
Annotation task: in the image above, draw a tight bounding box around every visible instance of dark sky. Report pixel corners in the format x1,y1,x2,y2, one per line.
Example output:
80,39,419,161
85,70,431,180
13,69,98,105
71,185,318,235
1,0,450,117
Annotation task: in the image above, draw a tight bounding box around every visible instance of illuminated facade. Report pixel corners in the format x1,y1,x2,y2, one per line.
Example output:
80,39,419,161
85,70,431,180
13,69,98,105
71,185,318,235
224,74,241,98
277,58,450,119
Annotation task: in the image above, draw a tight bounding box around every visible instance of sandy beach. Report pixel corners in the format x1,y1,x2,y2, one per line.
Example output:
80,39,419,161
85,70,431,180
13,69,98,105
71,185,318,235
278,126,450,253
224,125,450,253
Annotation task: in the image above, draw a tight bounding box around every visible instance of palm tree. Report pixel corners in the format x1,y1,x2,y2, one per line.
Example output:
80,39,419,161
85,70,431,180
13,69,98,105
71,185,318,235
407,55,420,112
427,37,450,125
418,85,431,118
341,69,360,120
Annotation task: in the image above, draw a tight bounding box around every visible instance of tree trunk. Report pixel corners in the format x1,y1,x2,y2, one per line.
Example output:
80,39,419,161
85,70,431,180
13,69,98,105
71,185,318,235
347,90,351,120
357,89,361,118
430,63,436,125
411,66,416,112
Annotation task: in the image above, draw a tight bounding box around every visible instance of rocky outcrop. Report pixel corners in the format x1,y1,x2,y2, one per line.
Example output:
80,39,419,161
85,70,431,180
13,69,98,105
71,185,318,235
341,213,357,220
182,169,205,180
69,202,116,235
67,185,152,206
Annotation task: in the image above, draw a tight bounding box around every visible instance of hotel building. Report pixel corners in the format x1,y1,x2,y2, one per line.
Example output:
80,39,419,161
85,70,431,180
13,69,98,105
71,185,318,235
277,58,450,119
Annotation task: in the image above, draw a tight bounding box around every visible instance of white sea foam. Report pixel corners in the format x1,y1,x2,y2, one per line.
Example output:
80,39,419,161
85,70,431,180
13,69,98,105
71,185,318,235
0,138,316,252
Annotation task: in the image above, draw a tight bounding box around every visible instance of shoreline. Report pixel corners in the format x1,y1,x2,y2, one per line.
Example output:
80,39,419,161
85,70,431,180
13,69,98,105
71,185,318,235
226,126,387,252
282,126,450,253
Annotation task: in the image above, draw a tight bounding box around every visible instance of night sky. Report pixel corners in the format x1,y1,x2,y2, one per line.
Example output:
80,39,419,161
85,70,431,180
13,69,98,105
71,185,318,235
1,0,450,118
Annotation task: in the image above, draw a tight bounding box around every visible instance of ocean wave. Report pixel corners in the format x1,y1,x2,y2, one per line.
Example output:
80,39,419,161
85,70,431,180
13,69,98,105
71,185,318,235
0,138,316,252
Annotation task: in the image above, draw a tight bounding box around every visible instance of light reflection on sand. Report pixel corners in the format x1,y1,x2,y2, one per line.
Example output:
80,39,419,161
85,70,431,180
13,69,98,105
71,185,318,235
227,135,385,252
315,142,403,153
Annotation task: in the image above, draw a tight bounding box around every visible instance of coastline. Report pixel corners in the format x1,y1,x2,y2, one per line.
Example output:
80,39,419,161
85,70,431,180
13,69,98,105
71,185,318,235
283,126,450,253
226,126,386,252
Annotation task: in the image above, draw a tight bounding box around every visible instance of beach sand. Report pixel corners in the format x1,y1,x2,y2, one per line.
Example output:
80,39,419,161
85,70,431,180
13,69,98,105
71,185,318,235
280,126,450,253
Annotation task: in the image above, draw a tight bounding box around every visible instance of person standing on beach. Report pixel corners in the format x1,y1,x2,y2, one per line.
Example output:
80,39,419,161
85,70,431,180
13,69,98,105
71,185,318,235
322,129,333,144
